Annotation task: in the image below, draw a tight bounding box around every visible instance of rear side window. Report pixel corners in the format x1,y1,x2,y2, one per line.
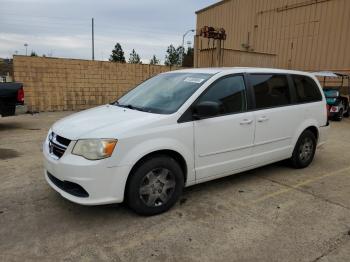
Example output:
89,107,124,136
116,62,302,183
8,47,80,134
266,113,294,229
250,74,291,109
197,75,246,116
292,75,322,103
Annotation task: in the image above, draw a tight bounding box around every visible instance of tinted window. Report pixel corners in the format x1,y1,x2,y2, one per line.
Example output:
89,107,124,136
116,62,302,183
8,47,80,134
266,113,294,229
197,75,246,116
250,74,291,109
292,75,322,103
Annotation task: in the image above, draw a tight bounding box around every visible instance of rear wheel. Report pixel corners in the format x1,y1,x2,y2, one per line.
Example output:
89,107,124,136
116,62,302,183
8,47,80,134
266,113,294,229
336,109,343,121
126,155,184,216
290,130,316,169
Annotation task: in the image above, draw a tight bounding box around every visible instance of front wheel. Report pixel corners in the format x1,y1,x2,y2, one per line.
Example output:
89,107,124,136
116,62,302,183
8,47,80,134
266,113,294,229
290,130,317,169
126,155,184,216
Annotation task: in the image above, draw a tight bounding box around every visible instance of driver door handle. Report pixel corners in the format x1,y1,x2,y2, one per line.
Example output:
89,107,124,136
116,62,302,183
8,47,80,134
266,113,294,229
240,119,253,125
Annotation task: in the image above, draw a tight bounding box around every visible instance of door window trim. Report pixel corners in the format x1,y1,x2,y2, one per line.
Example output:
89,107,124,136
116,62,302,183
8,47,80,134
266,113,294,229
178,73,251,123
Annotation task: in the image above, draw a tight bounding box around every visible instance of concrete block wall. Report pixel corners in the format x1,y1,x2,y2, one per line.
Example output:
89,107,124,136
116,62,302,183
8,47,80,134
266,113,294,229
13,56,178,112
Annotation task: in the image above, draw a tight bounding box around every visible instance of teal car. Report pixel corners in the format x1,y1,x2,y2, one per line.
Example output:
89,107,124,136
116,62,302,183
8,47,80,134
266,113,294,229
323,88,349,121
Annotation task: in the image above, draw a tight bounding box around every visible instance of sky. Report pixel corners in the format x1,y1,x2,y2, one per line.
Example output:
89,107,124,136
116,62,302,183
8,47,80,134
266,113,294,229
0,0,217,63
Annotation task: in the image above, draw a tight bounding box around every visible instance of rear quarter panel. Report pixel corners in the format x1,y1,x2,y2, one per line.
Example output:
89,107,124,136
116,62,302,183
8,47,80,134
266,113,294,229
291,74,328,150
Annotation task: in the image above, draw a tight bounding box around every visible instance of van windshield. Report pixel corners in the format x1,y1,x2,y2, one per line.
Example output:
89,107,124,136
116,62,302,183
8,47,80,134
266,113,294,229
115,73,212,114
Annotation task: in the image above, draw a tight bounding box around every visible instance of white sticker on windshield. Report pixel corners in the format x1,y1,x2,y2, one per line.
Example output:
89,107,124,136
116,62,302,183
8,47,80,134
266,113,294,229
184,77,205,84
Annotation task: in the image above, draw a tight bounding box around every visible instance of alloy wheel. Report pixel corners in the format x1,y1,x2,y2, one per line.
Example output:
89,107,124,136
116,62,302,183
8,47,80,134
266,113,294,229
139,167,176,207
299,137,314,162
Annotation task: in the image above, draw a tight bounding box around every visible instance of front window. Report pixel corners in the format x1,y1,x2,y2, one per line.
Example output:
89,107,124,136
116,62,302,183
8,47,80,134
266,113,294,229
116,72,213,114
196,75,247,116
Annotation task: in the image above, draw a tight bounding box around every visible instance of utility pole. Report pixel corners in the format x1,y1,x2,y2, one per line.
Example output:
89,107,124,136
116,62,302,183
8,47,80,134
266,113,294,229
181,29,194,66
24,43,28,56
92,17,95,60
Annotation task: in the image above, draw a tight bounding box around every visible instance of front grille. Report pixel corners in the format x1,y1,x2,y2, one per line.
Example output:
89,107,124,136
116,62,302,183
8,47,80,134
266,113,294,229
56,135,70,146
47,172,89,198
48,132,71,159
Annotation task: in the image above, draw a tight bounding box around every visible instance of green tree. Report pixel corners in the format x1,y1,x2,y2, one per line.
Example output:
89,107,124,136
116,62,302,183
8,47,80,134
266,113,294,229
177,46,185,65
149,55,160,65
30,51,38,57
128,49,142,64
109,43,126,63
182,47,194,67
164,44,180,66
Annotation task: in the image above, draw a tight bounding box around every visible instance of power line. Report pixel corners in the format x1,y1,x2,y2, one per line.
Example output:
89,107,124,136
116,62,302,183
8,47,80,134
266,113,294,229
1,14,174,35
1,20,88,28
1,21,177,38
0,12,90,21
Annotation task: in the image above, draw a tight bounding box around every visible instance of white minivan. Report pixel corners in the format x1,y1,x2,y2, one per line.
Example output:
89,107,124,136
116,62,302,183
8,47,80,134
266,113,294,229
43,68,329,215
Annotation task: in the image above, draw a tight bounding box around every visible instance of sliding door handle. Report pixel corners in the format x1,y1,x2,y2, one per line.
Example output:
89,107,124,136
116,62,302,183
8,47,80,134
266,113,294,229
257,116,269,122
240,119,253,125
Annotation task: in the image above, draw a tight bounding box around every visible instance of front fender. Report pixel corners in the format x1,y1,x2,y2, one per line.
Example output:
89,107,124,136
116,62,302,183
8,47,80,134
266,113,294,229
114,137,195,184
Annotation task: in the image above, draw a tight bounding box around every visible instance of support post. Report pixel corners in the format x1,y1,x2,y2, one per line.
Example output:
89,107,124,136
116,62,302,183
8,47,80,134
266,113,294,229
92,18,95,60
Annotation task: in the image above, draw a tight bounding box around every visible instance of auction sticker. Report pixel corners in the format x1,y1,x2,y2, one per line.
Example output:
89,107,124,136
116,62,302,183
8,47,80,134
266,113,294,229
184,77,205,84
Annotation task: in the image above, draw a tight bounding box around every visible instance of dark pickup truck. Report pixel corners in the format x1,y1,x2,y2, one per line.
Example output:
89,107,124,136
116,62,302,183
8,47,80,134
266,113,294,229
0,82,27,117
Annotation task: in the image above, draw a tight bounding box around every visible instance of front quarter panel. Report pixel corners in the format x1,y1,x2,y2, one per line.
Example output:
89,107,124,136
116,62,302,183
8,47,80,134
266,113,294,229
110,121,195,184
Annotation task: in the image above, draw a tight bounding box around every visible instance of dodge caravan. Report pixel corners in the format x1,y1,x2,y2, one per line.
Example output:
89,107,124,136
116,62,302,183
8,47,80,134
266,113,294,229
43,68,329,215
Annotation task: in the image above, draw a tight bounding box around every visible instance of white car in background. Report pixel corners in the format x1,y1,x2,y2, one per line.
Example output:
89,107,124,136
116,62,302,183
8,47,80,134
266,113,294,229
43,67,329,215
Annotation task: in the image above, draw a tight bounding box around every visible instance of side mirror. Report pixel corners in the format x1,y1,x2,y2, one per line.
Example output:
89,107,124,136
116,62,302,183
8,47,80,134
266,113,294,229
193,101,220,120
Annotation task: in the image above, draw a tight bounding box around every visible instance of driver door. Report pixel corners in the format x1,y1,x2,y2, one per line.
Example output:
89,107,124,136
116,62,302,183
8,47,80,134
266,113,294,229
193,75,255,181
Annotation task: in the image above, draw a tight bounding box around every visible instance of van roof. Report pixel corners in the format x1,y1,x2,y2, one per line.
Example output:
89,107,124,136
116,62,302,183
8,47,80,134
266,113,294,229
170,67,312,76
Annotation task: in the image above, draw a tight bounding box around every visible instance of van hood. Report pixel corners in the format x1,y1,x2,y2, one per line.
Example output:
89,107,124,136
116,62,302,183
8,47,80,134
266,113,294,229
52,105,167,140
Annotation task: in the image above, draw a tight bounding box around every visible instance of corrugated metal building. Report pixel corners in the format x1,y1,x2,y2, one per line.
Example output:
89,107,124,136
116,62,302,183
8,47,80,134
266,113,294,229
194,0,350,73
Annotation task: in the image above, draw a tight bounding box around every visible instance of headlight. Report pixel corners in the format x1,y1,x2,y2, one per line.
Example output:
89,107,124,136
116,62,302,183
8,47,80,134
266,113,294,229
72,139,117,160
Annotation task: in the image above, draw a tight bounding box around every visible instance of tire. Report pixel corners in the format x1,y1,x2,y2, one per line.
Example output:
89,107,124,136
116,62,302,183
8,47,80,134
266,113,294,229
336,109,343,121
344,109,349,118
126,155,184,216
290,130,317,169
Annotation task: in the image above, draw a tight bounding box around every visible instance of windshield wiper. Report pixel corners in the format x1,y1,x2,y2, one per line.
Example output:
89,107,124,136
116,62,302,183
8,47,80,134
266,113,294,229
116,103,147,112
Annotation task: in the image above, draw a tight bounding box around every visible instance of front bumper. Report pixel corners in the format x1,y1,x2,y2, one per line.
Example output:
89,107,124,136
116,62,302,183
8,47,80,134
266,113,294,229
43,139,131,205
